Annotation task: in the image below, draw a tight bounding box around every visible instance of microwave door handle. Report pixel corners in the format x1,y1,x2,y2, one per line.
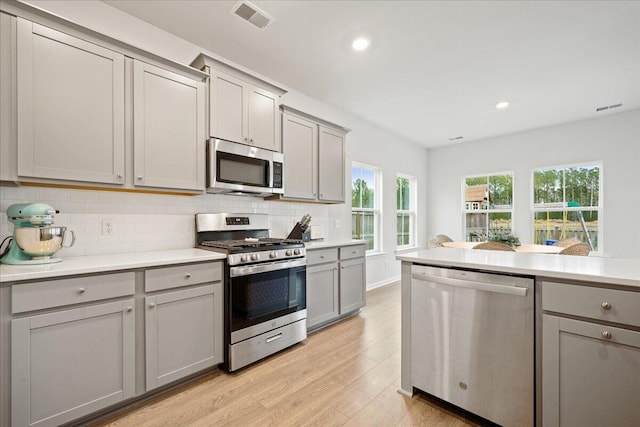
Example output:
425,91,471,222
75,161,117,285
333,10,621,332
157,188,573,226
267,159,273,188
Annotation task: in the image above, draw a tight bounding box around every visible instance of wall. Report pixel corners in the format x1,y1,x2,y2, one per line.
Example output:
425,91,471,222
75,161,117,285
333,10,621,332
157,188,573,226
0,0,428,288
427,109,640,259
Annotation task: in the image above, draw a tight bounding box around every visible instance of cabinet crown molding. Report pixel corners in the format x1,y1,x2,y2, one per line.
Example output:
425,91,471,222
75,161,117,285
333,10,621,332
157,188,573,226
281,105,351,133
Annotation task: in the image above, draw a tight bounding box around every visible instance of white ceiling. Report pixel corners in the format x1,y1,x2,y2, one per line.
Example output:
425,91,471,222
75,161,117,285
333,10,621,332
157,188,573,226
103,0,640,148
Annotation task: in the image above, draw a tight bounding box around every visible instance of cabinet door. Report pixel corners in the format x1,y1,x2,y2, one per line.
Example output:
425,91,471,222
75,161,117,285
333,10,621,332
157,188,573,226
145,283,223,391
16,19,125,184
133,60,205,191
339,257,366,314
248,85,280,151
282,113,317,200
0,12,16,182
306,262,339,329
12,300,135,427
318,125,346,202
210,70,247,143
542,315,640,427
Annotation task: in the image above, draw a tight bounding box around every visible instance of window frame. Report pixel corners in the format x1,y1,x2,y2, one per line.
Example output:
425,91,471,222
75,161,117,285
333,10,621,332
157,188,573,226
531,161,603,253
351,162,383,254
396,173,417,250
462,171,515,242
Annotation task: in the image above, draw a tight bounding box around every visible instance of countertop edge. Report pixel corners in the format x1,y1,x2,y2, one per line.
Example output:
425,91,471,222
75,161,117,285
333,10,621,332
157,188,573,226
397,249,640,288
1,249,227,283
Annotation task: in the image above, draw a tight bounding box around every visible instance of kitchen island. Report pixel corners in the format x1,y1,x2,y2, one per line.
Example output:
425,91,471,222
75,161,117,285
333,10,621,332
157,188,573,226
396,248,640,427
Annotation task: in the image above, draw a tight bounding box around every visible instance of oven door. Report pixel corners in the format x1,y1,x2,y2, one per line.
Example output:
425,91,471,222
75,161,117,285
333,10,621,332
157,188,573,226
229,258,306,335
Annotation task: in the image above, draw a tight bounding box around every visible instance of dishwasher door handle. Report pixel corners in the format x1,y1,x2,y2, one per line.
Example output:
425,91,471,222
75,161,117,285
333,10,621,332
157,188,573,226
412,273,528,297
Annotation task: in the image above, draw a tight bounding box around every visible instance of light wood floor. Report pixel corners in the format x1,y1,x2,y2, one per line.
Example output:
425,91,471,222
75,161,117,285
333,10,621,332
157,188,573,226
94,282,478,427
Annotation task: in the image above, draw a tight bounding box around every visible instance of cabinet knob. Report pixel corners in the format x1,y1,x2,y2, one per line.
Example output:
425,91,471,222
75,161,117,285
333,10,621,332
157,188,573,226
78,288,86,294
601,302,612,310
601,331,612,339
250,138,254,143
185,273,191,279
116,173,123,178
149,303,156,309
320,194,323,198
126,307,133,312
244,137,248,142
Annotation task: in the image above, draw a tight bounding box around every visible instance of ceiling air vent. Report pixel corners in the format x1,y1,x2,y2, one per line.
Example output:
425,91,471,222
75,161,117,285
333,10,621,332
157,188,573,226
230,1,274,29
596,103,623,112
448,136,464,141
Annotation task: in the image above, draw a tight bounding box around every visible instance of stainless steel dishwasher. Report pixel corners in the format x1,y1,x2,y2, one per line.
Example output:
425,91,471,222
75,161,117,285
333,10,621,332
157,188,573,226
411,265,534,427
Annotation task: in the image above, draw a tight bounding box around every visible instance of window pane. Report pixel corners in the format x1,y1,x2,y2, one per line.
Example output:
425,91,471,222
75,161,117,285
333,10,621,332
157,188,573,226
533,210,598,249
488,174,513,208
352,166,375,209
397,177,410,210
397,213,410,246
465,212,487,241
352,211,375,250
489,212,512,239
533,169,563,205
564,166,600,207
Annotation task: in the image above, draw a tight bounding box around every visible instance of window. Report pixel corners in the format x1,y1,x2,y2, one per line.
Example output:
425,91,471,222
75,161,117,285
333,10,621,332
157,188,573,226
397,174,416,249
463,173,513,241
352,163,381,251
532,163,601,251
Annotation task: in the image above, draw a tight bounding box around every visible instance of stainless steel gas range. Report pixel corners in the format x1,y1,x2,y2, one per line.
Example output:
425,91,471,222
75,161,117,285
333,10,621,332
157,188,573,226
195,213,307,371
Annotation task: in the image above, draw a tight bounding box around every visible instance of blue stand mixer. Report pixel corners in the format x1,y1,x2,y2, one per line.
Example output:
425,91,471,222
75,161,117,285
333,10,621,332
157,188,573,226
0,203,75,265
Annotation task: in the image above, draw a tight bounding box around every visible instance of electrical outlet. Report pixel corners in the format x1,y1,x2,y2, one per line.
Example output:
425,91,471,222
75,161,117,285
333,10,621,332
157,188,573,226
334,219,341,228
101,219,114,236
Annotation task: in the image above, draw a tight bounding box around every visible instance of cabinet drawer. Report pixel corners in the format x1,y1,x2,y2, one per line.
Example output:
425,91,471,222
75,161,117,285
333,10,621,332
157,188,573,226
145,261,222,292
339,244,366,260
307,248,338,265
542,281,640,327
12,272,135,314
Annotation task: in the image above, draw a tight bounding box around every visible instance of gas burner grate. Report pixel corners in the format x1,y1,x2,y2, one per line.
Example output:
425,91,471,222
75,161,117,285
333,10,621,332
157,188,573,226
200,238,303,250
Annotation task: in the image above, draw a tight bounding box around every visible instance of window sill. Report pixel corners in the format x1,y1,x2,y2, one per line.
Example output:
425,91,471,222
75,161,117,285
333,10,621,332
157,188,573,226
395,246,421,254
366,250,387,258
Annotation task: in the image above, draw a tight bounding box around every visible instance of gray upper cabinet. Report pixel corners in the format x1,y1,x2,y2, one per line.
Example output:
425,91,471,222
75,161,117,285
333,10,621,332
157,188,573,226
278,107,349,204
133,59,205,191
16,18,126,185
191,53,285,152
210,69,280,151
0,12,16,182
282,112,318,200
318,125,346,203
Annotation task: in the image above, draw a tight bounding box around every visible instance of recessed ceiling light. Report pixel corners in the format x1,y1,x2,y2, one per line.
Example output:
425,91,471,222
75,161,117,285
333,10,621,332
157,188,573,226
495,101,510,110
351,37,371,52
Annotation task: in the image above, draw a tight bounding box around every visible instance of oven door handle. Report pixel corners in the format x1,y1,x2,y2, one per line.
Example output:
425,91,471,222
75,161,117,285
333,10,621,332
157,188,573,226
230,258,306,277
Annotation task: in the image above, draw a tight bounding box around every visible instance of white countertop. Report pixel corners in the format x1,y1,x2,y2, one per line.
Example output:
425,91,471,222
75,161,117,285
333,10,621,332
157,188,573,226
397,248,640,288
304,239,366,250
0,249,226,283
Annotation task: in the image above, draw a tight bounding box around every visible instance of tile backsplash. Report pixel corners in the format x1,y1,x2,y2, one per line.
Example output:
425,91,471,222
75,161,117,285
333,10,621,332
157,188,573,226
0,186,339,258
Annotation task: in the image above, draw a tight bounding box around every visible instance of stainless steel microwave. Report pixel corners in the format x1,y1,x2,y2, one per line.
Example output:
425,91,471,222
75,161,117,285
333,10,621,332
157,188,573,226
207,139,284,197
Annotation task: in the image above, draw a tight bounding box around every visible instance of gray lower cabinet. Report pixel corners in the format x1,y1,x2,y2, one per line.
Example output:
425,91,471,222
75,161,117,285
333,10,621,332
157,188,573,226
11,299,135,427
306,262,339,329
306,244,366,330
541,281,640,427
145,283,223,391
339,256,366,314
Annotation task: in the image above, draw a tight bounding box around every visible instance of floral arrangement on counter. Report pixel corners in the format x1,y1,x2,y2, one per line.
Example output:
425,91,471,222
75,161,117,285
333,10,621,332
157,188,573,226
488,233,521,247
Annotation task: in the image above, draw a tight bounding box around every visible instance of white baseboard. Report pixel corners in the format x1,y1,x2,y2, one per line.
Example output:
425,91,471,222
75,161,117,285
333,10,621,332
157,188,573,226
366,276,400,291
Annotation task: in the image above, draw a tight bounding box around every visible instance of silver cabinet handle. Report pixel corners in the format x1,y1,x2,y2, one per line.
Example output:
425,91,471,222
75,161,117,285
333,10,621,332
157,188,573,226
185,273,191,278
116,173,123,178
320,255,325,259
149,303,156,308
601,331,612,339
126,307,133,312
601,302,612,310
137,176,143,180
78,288,86,294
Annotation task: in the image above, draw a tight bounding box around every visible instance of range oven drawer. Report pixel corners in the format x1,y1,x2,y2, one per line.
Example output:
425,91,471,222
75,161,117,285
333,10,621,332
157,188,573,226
229,317,307,371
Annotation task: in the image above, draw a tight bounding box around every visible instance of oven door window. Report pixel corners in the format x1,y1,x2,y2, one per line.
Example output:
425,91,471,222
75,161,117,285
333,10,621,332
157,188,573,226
217,151,269,187
230,265,306,332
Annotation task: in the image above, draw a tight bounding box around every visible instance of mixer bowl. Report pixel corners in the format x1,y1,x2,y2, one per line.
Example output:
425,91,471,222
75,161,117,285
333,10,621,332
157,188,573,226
14,226,70,257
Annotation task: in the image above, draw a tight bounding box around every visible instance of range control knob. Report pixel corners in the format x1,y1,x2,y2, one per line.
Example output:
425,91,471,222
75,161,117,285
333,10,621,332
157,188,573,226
251,253,259,261
294,248,301,255
285,249,293,256
270,251,277,259
240,255,248,263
